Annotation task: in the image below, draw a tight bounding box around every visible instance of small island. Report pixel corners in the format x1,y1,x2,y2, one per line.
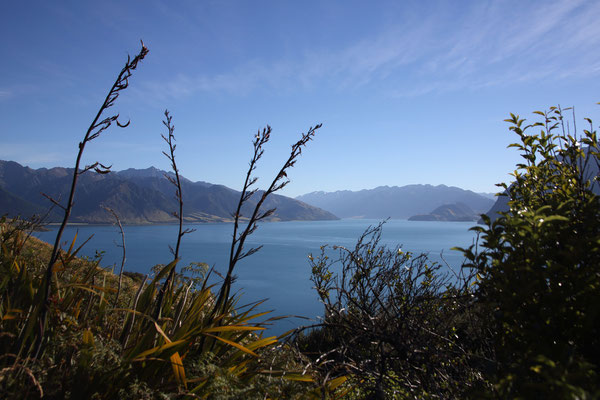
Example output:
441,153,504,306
408,202,479,222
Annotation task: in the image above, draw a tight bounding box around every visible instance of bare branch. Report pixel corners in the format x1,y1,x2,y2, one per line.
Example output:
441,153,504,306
155,110,187,321
212,123,322,318
41,193,66,211
34,42,148,358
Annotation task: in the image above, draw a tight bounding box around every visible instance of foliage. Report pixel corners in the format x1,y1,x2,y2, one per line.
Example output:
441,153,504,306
0,221,312,398
300,222,489,399
4,37,599,400
459,106,600,398
0,43,325,399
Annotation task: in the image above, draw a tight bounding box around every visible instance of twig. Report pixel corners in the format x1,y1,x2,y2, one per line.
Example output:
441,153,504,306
213,123,322,316
40,193,66,211
154,110,195,320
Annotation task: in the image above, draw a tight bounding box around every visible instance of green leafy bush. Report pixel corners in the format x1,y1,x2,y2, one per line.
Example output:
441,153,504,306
460,106,600,398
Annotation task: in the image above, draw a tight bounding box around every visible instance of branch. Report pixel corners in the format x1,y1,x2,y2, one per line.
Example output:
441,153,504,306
154,110,195,321
33,41,148,359
213,123,322,317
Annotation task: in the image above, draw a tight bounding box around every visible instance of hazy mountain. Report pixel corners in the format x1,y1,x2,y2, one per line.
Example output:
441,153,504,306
477,192,498,200
0,160,338,224
409,202,479,222
296,185,494,219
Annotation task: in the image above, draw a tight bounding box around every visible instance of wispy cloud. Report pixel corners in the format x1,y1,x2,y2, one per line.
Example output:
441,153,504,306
0,143,66,166
388,0,600,96
17,153,66,166
0,83,50,102
0,89,13,100
442,0,597,69
136,0,600,101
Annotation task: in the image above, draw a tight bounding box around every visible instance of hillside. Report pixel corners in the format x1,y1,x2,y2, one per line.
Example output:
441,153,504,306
0,161,338,224
297,184,494,219
408,202,480,221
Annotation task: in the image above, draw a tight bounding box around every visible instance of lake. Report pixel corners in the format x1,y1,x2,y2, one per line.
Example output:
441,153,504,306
34,219,478,335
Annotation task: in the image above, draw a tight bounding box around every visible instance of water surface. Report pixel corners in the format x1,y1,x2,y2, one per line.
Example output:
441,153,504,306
35,219,477,334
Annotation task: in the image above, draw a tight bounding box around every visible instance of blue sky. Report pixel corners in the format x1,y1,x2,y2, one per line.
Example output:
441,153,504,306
1,0,599,197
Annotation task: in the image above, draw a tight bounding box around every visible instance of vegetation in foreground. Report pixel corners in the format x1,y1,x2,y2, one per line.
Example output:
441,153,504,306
296,105,600,399
461,107,600,398
0,43,337,399
0,41,599,399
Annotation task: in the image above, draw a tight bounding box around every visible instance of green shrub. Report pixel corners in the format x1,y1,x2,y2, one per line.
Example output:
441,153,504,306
460,106,600,398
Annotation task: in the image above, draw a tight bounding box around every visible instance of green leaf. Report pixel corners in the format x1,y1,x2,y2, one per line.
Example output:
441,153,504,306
282,373,314,382
203,333,259,357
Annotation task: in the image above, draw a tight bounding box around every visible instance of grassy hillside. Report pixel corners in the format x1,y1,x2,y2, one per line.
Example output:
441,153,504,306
0,218,347,398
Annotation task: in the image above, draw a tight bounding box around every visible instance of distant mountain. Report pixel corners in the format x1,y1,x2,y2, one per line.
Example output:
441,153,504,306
296,185,494,220
477,192,498,200
0,186,55,219
409,202,479,222
0,160,338,224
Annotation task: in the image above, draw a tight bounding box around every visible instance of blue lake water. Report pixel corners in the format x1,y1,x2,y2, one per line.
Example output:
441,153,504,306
34,219,478,335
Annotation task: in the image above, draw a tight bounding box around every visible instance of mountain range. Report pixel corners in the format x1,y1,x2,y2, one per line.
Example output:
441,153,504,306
296,185,495,220
0,161,338,224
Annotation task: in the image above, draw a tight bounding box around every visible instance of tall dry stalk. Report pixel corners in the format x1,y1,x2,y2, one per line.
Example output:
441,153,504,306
34,42,148,357
213,123,322,317
154,110,194,320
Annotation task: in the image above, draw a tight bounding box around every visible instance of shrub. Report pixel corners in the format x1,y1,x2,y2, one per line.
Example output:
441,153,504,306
460,106,600,398
300,222,488,399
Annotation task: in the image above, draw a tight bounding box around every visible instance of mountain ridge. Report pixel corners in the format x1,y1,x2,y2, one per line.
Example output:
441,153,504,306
296,185,494,220
0,160,338,224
